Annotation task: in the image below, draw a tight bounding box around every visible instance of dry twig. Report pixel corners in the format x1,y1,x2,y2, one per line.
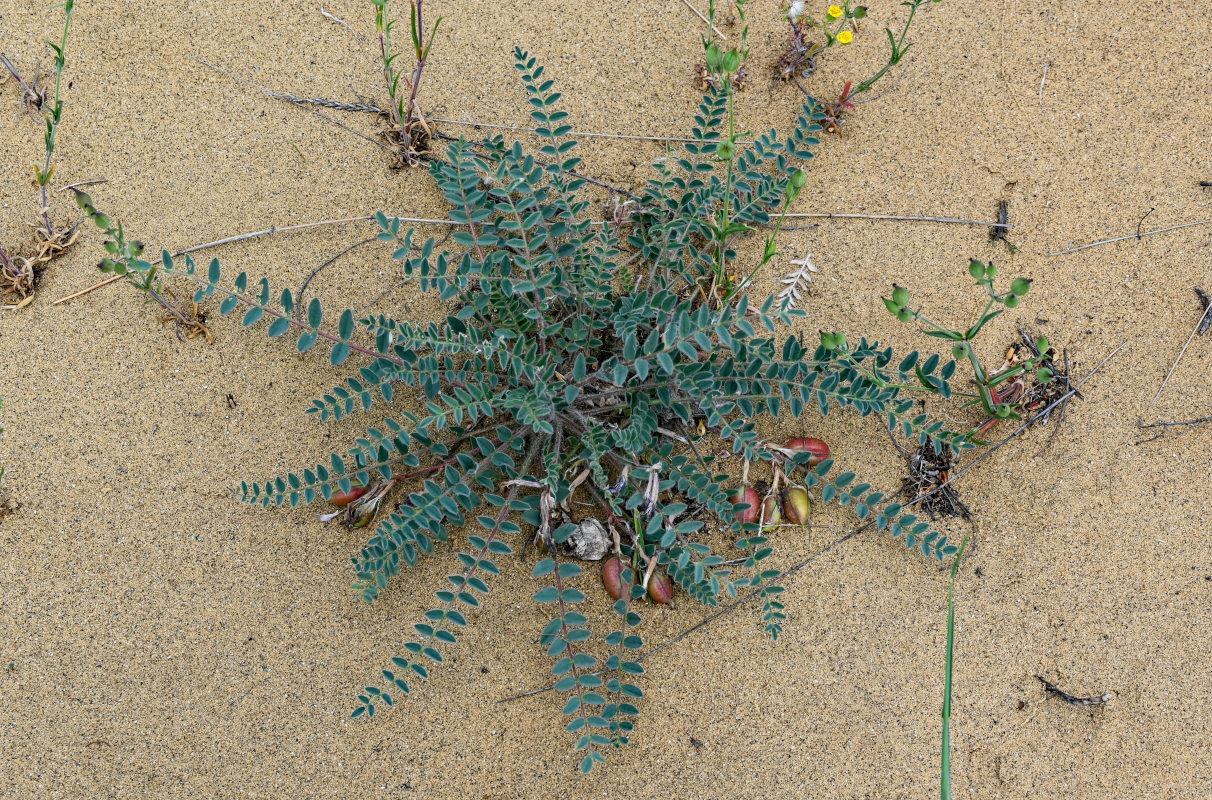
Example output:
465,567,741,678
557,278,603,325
783,211,1010,228
1152,295,1212,405
678,0,727,40
1047,219,1212,257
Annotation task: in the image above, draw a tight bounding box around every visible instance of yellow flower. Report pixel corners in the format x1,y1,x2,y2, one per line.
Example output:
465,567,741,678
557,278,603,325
827,5,843,18
838,30,854,44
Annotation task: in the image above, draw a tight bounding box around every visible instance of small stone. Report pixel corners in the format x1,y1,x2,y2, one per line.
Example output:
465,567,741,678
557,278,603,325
565,518,610,561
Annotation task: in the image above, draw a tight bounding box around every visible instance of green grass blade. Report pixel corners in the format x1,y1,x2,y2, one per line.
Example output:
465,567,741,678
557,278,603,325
940,533,970,800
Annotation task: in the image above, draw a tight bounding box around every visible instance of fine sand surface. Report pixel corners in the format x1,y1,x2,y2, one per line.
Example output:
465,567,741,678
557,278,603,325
2,0,1211,797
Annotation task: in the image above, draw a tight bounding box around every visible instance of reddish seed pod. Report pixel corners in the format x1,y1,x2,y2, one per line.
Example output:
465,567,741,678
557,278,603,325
329,485,370,507
731,485,761,525
785,437,830,467
601,556,629,601
647,571,674,604
782,487,811,527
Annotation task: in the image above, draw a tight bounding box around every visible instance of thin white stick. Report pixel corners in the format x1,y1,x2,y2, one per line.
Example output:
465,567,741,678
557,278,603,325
1103,27,1122,60
783,212,1010,228
320,4,352,30
678,0,727,40
57,178,108,193
1038,62,1050,116
1152,303,1212,405
1047,219,1212,256
51,214,457,305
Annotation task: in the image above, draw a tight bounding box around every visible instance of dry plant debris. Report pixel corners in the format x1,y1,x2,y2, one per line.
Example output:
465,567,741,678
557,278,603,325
1036,675,1113,707
0,54,50,115
155,288,215,343
1,222,80,309
899,436,969,519
776,251,820,308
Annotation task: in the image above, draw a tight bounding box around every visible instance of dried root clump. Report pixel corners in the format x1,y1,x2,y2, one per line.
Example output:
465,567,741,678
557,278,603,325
381,109,437,167
0,250,37,310
1,221,79,309
156,287,215,343
0,484,17,521
901,437,969,520
30,219,80,263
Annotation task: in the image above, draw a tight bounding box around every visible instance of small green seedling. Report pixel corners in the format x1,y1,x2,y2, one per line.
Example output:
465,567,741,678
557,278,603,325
885,260,1051,422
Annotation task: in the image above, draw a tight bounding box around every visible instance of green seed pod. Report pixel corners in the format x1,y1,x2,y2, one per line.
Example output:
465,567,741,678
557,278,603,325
891,285,909,307
1036,336,1050,353
986,262,998,278
898,309,913,323
1004,295,1019,309
968,260,984,279
716,141,735,160
883,297,902,315
721,50,741,74
781,487,811,527
1011,277,1032,296
952,343,970,360
790,169,807,189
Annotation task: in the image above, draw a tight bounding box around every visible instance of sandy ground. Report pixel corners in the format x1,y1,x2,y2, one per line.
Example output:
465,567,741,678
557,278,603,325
2,0,1211,797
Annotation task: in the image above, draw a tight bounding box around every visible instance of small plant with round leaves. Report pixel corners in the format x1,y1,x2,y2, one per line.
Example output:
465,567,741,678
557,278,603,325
884,259,1052,429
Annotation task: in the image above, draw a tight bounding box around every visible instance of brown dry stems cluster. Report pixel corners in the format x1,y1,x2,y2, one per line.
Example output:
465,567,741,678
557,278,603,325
0,5,80,310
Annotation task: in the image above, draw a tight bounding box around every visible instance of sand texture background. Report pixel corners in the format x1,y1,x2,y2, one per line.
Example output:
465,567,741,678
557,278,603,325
2,0,1211,797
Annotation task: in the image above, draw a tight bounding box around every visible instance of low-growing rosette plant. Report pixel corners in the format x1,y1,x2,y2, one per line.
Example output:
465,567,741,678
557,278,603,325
75,41,987,770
